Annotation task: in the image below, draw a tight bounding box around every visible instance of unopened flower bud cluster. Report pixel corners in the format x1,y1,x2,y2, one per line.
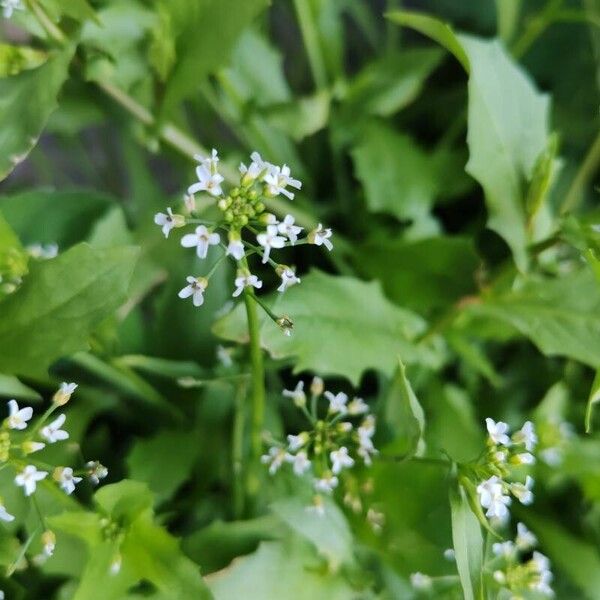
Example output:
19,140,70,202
261,378,378,518
0,383,107,564
154,150,333,328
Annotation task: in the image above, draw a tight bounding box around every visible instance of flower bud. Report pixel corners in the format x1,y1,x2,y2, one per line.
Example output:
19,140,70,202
310,377,324,396
276,315,293,336
53,382,77,406
22,441,45,455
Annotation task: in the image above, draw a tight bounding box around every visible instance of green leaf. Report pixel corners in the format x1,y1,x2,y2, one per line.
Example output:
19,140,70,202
267,91,331,141
351,122,438,230
385,10,470,72
207,540,364,600
356,236,479,315
0,44,47,76
0,47,74,181
449,481,483,600
160,0,270,114
463,268,600,368
0,210,27,284
0,243,139,377
382,360,426,458
271,497,353,568
94,480,154,524
525,512,600,599
0,374,41,401
585,370,600,433
213,270,442,385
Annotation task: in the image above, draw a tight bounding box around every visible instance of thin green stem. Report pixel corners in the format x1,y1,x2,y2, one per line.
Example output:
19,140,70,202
560,128,600,215
232,377,249,519
512,0,563,58
26,0,67,45
293,0,328,89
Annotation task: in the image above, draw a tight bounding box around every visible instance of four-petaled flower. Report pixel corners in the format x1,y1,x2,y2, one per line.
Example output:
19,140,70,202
277,266,300,293
53,382,77,406
477,475,511,519
512,421,537,452
56,467,82,495
239,151,269,183
510,475,534,505
41,413,69,443
486,418,511,446
188,165,224,197
256,225,286,263
154,207,184,238
287,451,311,476
194,148,219,172
283,381,306,407
264,165,302,200
314,473,338,494
348,397,369,416
330,446,354,474
287,432,308,451
516,522,537,550
261,447,289,475
226,235,245,260
324,391,348,415
232,273,262,298
181,225,220,259
277,215,303,244
6,399,33,430
178,276,208,307
15,465,48,496
308,224,333,251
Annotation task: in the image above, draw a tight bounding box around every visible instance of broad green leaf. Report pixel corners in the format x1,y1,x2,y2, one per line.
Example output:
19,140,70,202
525,512,600,599
351,122,438,230
585,370,600,433
382,360,426,458
267,91,331,141
449,482,483,600
94,480,154,524
356,236,479,314
127,429,202,503
160,0,270,114
213,270,443,385
0,210,27,285
0,47,74,181
271,497,353,568
0,243,139,377
0,44,47,76
463,268,600,368
207,540,365,600
385,10,470,72
460,34,551,271
0,374,41,401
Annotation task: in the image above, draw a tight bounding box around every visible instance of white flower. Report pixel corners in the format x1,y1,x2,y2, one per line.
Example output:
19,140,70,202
512,420,537,451
277,266,300,293
324,391,348,415
27,243,59,259
1,0,23,19
492,540,516,557
287,433,308,452
188,163,224,197
283,381,306,407
239,151,270,183
178,276,208,307
53,382,77,406
22,441,46,455
306,494,326,517
338,422,352,433
15,465,48,496
477,475,511,519
232,273,262,298
358,435,378,466
358,415,376,439
181,225,220,259
6,399,33,430
277,215,303,244
226,237,245,260
530,552,554,596
540,447,563,466
261,447,289,475
314,473,338,494
347,397,369,416
287,451,311,476
0,503,14,522
513,452,535,465
308,224,333,251
256,225,286,263
443,548,455,561
85,461,108,485
153,207,184,238
410,572,432,590
56,467,82,495
41,413,69,443
263,164,302,200
516,522,537,550
194,148,219,172
485,418,511,446
330,446,354,474
510,475,534,505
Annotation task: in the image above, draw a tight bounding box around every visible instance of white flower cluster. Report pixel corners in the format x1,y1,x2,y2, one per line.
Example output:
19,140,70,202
0,383,107,562
475,419,537,523
154,150,333,319
261,378,377,516
1,0,23,19
492,523,554,597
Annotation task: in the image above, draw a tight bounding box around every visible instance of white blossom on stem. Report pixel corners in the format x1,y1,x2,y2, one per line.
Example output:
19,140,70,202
314,473,338,494
1,0,23,19
477,475,511,519
256,225,286,263
324,391,348,415
277,266,300,293
154,207,184,238
188,163,224,197
516,522,537,550
261,447,289,475
287,451,311,476
0,503,14,522
283,381,306,407
6,399,33,430
510,475,534,505
330,446,354,474
264,165,302,199
15,465,48,496
277,215,303,244
512,420,537,451
181,225,220,259
485,418,511,446
178,276,208,307
41,414,69,443
232,273,262,298
308,224,333,251
56,467,82,495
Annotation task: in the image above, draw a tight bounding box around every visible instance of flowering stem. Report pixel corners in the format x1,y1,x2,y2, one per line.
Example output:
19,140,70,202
242,282,266,505
232,377,249,519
